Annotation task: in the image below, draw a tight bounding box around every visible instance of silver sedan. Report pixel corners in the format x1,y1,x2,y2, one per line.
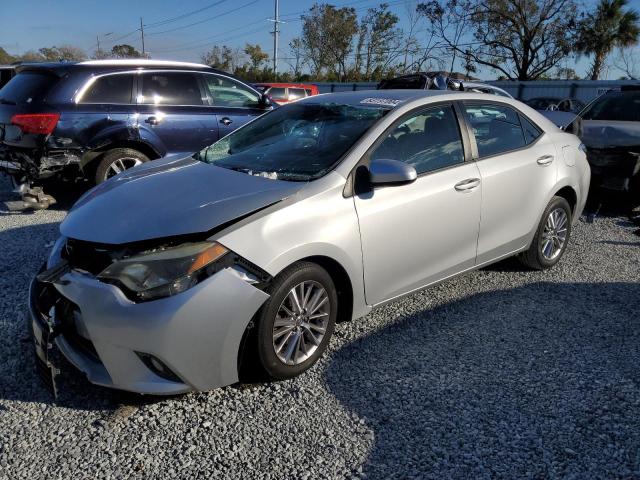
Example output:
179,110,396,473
30,90,590,395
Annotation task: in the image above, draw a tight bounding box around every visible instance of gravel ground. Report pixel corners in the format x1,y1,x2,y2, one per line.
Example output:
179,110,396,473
0,176,639,479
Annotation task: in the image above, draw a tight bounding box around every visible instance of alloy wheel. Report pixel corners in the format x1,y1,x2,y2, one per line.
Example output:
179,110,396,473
272,280,330,366
541,207,568,260
105,157,143,180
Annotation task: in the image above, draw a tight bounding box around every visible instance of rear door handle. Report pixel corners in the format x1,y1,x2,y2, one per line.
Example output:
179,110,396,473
454,178,481,192
220,117,233,126
537,154,554,165
145,116,160,126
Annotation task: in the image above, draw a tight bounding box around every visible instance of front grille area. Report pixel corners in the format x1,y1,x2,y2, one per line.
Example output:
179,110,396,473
55,294,100,363
62,238,116,276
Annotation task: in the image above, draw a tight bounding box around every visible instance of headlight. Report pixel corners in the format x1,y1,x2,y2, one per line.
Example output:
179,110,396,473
98,241,228,301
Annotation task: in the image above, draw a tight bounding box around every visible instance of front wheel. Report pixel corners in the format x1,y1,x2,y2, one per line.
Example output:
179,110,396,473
518,196,572,270
94,148,149,184
253,262,337,381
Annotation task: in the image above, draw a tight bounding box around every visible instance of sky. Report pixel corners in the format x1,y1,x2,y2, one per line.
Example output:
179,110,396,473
1,0,637,80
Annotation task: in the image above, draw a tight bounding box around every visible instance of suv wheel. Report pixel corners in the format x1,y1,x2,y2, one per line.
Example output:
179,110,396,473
95,148,149,184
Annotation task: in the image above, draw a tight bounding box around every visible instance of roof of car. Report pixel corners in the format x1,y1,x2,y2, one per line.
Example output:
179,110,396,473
14,59,228,76
255,83,317,88
302,89,461,107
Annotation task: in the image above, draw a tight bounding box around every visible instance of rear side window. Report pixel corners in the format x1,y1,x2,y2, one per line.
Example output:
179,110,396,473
139,72,203,106
519,114,542,145
304,88,313,96
464,103,526,157
81,74,134,104
288,88,306,100
0,72,58,104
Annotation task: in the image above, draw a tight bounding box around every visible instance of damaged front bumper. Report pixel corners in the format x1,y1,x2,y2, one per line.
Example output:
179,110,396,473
586,147,640,192
28,265,270,395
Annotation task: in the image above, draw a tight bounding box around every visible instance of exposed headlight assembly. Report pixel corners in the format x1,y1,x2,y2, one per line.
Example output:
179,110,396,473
98,242,229,301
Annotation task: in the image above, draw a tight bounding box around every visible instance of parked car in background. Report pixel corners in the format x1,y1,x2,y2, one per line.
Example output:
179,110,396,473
0,60,271,209
572,85,640,203
527,97,586,129
526,97,585,113
377,72,513,98
30,90,589,396
253,83,319,104
0,65,16,89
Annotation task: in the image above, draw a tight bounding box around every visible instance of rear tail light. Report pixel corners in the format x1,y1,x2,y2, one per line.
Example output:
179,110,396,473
10,113,60,135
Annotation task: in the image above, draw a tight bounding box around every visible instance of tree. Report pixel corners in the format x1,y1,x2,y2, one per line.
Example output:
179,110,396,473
110,44,145,59
576,0,639,80
0,47,16,64
286,38,306,78
38,45,87,61
201,45,243,72
555,66,580,79
244,43,269,71
353,4,403,80
419,0,579,80
300,3,358,81
614,46,639,79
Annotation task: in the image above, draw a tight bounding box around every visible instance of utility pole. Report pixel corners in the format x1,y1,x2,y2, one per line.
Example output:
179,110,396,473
271,0,279,79
140,17,146,57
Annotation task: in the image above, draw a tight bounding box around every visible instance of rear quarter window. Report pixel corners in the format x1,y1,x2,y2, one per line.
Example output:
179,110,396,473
0,71,58,104
80,74,134,104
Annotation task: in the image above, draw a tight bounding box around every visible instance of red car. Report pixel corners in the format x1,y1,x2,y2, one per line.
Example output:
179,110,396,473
254,83,319,105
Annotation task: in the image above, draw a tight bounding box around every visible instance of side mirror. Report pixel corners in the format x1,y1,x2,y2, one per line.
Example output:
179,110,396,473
259,93,272,109
368,159,417,186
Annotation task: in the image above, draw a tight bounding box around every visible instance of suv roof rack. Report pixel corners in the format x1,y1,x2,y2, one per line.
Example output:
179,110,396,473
78,59,209,69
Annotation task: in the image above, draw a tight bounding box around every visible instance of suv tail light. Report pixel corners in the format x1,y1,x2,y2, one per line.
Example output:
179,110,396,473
10,113,60,135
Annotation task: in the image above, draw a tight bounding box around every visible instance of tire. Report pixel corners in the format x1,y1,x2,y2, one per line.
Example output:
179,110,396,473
518,196,572,270
252,262,338,381
94,148,149,184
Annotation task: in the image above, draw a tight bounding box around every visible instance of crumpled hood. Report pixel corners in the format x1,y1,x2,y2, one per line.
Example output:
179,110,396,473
61,155,302,244
581,120,640,149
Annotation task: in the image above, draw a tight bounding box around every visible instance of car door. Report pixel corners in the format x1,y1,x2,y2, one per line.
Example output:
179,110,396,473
135,71,218,154
201,74,265,137
461,102,558,264
353,103,482,305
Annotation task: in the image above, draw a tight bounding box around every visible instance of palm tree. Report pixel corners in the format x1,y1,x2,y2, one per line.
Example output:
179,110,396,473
577,0,640,80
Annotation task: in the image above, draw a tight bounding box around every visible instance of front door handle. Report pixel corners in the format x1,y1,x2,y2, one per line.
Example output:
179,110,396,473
145,116,160,126
537,154,554,165
454,178,481,192
220,117,233,126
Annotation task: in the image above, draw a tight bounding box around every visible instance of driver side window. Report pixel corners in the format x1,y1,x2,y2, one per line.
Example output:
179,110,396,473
370,105,464,174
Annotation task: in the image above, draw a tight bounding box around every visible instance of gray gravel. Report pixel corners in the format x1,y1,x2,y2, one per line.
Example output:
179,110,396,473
0,175,639,479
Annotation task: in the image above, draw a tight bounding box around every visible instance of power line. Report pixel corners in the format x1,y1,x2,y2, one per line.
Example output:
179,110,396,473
146,0,260,36
152,19,267,52
144,0,231,28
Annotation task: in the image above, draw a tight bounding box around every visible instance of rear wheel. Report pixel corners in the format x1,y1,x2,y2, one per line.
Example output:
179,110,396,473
94,148,148,184
252,262,337,380
518,196,572,270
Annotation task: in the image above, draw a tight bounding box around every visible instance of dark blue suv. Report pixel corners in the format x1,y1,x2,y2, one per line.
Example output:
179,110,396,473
0,60,270,203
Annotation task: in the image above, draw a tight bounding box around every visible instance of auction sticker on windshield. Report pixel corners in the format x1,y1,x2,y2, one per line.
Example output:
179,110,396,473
360,97,402,107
